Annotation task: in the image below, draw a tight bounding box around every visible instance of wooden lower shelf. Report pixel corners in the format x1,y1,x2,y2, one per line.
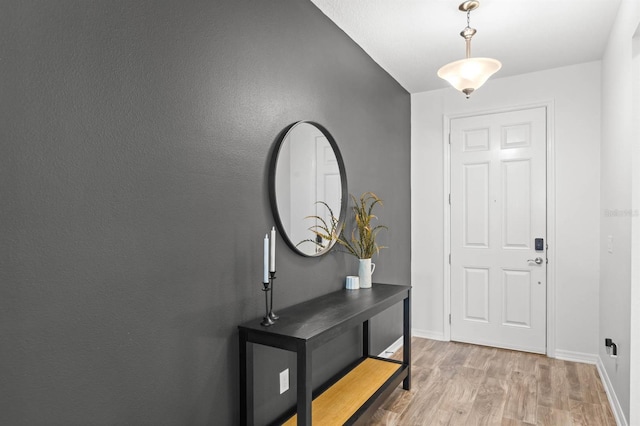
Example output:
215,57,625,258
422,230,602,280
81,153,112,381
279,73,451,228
283,358,403,426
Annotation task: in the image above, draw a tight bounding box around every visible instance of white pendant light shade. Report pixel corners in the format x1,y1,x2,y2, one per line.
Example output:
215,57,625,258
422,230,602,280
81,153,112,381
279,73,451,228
437,57,502,97
437,1,501,98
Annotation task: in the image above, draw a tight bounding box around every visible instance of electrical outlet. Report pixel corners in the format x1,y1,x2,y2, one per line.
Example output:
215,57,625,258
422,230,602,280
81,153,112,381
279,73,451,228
279,369,289,394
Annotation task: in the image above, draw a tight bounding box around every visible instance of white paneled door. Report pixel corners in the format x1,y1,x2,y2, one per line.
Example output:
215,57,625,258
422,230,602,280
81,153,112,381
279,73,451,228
450,107,547,354
315,135,341,250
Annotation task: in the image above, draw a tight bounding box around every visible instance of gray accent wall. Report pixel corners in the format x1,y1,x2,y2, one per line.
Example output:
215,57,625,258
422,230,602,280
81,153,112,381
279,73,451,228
1,1,411,425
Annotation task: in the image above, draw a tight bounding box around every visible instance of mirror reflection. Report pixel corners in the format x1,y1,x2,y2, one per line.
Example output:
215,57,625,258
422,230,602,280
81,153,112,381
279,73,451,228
270,121,347,257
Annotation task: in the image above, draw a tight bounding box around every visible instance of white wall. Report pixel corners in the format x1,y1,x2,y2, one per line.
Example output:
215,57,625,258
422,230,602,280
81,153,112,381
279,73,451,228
411,62,601,358
600,0,640,423
633,24,640,426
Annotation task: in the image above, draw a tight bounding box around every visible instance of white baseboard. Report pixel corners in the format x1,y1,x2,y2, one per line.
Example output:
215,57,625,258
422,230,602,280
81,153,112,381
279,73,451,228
554,349,599,364
596,357,628,426
377,329,448,358
412,328,447,341
378,336,404,358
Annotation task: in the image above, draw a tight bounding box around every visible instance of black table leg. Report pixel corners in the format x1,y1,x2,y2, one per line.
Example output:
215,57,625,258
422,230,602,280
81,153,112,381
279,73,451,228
363,319,371,358
403,292,411,390
297,342,312,425
239,330,254,425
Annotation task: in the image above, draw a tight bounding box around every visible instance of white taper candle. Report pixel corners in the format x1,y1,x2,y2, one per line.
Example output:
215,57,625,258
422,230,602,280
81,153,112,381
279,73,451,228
270,226,276,272
263,234,269,284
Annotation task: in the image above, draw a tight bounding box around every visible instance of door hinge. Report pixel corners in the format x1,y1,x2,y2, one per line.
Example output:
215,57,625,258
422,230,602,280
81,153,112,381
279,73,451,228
448,133,451,144
448,193,451,205
449,253,451,264
449,314,451,324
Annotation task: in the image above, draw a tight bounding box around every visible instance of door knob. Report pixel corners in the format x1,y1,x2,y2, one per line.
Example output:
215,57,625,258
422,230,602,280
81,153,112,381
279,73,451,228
527,257,544,265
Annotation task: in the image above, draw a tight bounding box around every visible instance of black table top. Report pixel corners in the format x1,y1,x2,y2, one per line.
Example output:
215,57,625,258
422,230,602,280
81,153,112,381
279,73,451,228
238,283,410,346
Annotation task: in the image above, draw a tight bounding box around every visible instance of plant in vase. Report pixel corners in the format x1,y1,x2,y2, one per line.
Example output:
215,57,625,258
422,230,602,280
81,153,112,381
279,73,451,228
306,192,387,289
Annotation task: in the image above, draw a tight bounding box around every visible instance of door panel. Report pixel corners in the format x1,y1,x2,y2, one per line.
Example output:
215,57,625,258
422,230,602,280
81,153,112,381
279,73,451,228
502,269,531,327
450,107,547,354
463,267,490,322
463,162,490,247
502,159,531,248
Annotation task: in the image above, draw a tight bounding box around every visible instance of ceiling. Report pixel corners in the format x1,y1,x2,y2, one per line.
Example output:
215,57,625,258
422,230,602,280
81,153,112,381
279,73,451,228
310,0,622,94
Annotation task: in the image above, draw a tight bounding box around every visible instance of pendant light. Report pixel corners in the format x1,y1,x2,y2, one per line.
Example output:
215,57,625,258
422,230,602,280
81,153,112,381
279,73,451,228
437,0,501,98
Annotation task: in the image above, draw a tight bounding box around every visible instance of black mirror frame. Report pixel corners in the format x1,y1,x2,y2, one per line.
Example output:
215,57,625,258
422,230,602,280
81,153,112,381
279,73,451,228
268,121,348,257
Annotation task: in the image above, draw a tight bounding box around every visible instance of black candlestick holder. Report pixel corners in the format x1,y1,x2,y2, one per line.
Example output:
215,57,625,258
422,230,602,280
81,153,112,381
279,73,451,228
260,281,275,327
268,271,279,321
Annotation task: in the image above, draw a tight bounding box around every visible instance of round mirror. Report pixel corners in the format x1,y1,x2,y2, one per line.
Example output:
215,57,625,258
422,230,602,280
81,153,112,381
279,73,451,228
269,121,348,257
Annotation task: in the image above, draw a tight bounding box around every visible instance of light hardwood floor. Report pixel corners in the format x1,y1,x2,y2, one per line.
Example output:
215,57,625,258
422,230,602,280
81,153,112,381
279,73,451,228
370,338,616,426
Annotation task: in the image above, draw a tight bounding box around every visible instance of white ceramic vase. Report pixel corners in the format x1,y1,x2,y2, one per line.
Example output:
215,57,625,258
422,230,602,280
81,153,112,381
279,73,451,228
358,258,376,289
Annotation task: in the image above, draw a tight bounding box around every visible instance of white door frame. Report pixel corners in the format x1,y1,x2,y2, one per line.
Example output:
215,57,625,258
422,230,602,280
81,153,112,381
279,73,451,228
442,101,557,357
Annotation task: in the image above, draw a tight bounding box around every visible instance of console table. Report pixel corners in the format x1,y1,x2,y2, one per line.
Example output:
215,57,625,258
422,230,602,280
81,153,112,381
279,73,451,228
238,283,411,425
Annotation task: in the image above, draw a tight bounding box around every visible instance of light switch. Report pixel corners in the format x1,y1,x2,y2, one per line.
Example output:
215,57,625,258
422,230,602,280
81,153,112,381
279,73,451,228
607,235,614,254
